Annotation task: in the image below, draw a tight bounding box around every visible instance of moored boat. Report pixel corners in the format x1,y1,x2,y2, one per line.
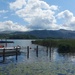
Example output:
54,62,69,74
0,40,21,56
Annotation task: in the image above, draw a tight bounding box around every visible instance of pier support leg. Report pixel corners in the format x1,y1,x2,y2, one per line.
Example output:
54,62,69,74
16,48,18,60
3,49,5,62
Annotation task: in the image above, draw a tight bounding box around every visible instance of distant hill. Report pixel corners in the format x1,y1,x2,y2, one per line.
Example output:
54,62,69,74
0,29,75,39
24,29,75,39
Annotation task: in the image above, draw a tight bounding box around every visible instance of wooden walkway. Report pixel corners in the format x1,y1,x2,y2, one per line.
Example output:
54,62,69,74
0,47,21,62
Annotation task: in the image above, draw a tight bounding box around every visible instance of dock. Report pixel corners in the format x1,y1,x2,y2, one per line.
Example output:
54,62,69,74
0,40,21,62
0,47,21,56
0,47,21,62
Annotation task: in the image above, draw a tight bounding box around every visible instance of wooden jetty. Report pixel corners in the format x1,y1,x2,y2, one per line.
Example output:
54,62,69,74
0,40,21,62
0,47,21,56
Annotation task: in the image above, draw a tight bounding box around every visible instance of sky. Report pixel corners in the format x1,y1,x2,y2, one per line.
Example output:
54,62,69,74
0,0,75,31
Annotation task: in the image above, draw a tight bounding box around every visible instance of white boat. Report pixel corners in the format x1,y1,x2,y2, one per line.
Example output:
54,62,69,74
0,40,21,56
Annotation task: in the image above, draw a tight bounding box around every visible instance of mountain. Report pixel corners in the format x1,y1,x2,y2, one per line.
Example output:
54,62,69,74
0,29,75,39
0,31,15,34
24,29,75,39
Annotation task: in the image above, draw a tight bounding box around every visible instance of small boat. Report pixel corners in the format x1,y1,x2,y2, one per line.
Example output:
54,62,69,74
0,40,21,56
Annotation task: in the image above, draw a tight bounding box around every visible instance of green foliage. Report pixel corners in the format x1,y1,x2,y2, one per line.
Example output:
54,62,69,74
32,39,75,53
32,39,57,47
0,34,9,39
0,34,37,39
58,44,71,53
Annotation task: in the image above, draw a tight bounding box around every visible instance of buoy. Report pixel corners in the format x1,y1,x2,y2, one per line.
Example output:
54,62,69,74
30,47,32,49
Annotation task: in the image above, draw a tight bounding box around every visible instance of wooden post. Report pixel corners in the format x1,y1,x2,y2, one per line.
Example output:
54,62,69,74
27,46,29,59
49,47,51,61
36,46,38,57
5,39,7,47
3,48,5,62
46,46,48,56
16,48,18,60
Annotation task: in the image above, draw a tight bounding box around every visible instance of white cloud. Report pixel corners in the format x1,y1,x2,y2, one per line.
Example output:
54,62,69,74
0,21,28,31
0,10,8,14
50,5,58,10
9,0,26,10
57,10,75,30
57,10,73,20
9,0,75,31
9,0,58,30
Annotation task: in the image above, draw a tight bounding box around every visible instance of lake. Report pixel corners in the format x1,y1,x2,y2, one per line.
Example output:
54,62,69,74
0,39,75,75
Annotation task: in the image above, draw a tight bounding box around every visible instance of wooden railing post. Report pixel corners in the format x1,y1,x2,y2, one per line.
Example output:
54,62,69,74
27,46,29,59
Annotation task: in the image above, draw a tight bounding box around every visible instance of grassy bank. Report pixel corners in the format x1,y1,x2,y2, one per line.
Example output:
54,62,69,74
32,39,75,53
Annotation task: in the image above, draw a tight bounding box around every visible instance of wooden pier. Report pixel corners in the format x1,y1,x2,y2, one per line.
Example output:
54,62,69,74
0,47,21,62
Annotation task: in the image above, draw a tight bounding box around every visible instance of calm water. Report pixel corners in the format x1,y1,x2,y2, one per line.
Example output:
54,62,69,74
0,39,75,63
0,39,75,75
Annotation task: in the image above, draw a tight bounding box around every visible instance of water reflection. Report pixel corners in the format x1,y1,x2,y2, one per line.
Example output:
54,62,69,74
58,52,75,62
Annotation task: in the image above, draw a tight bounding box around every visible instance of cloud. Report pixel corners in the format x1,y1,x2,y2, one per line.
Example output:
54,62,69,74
9,0,26,10
0,10,8,14
57,10,73,20
9,0,58,30
57,10,75,30
9,0,75,31
0,21,28,31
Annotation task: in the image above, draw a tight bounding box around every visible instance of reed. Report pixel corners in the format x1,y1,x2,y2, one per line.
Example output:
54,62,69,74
32,39,75,53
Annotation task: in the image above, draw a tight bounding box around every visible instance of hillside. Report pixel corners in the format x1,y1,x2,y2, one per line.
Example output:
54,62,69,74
25,29,75,39
0,29,75,39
